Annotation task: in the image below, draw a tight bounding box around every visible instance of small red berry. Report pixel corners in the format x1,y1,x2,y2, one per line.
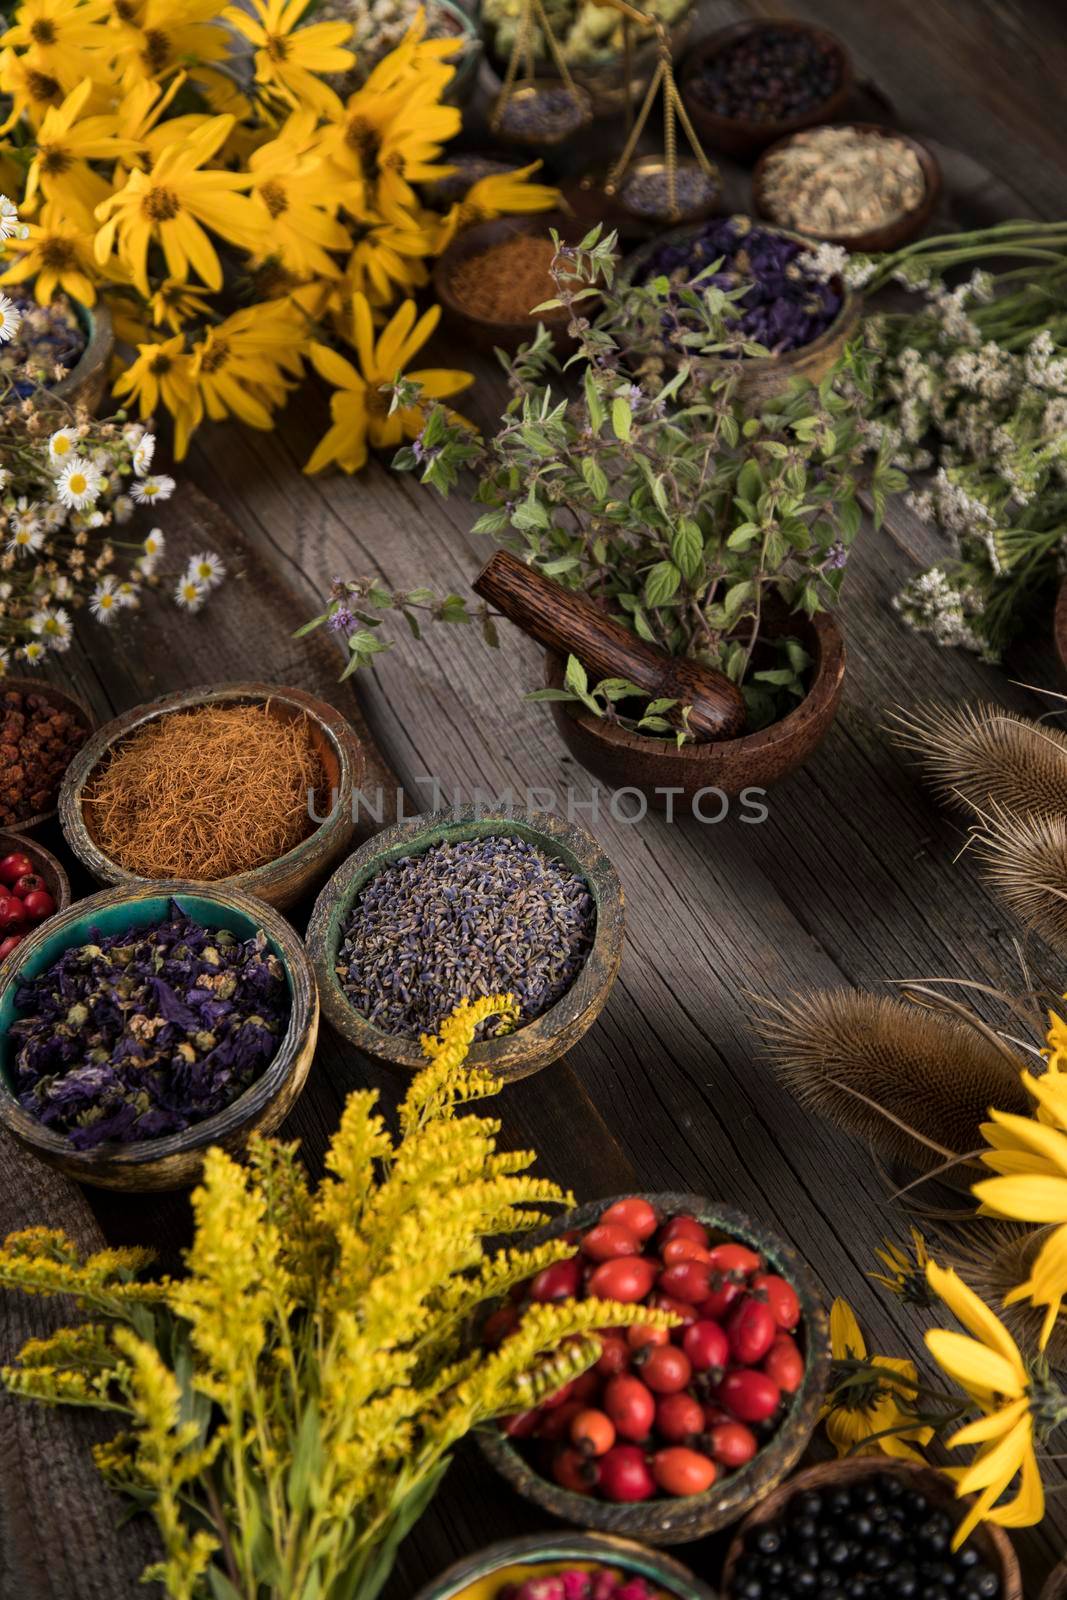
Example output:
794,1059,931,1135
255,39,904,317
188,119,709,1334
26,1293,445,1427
652,1446,717,1497
600,1197,659,1241
661,1237,713,1266
708,1420,758,1468
599,1444,655,1502
752,1272,801,1331
603,1374,655,1442
581,1222,642,1261
570,1408,616,1456
588,1255,658,1303
726,1295,778,1366
595,1333,630,1376
553,1446,599,1494
656,1260,712,1305
654,1391,704,1443
763,1333,805,1394
627,1322,669,1352
530,1256,582,1303
716,1368,781,1424
638,1343,692,1395
707,1242,763,1277
682,1319,729,1375
658,1215,709,1249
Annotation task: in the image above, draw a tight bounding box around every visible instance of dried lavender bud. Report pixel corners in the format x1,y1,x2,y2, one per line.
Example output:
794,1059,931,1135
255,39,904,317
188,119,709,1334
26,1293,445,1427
337,835,596,1039
11,903,289,1149
496,86,588,140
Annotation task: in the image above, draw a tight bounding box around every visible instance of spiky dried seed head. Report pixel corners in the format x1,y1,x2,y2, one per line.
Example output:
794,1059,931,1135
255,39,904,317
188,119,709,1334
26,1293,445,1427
889,702,1067,820
939,1222,1067,1372
971,806,1067,952
753,989,1030,1181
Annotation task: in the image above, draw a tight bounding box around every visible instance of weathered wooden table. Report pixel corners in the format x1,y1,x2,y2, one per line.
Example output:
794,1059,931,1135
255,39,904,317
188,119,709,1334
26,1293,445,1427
3,2,1067,1595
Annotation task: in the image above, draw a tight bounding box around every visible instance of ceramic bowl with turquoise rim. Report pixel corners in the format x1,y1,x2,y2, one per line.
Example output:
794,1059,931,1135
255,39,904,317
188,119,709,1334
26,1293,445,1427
0,881,318,1191
411,1531,721,1600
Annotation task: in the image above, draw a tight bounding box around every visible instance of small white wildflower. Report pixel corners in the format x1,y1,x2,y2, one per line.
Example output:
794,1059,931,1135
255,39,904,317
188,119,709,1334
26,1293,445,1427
142,527,165,558
132,433,156,476
0,196,18,242
6,522,43,557
174,575,207,611
131,474,175,505
798,242,849,284
111,494,134,524
48,429,77,467
0,293,22,344
51,575,73,600
122,421,146,448
56,456,103,511
185,551,225,589
20,640,46,664
90,578,121,624
0,468,8,491
116,580,140,608
31,607,72,651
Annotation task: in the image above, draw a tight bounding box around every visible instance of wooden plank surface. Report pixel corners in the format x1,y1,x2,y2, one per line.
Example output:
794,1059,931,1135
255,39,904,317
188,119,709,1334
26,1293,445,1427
2,3,1067,1597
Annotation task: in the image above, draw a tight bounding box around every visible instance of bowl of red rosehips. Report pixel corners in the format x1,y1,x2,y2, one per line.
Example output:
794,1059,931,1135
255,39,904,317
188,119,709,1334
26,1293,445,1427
0,832,70,961
479,1193,830,1543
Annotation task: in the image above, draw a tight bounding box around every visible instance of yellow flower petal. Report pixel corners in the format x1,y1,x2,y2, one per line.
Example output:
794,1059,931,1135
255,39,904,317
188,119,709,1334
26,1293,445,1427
924,1330,1024,1401
829,1297,866,1361
972,1173,1067,1224
925,1262,1026,1372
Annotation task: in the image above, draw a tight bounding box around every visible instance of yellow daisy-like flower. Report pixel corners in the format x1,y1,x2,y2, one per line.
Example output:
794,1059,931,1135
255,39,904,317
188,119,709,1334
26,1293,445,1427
147,277,213,333
111,332,198,438
869,1228,935,1307
247,110,351,280
1042,1006,1067,1083
1,198,101,305
94,114,267,295
110,0,230,89
25,77,137,210
224,0,355,116
432,162,562,253
925,1259,1046,1546
821,1297,933,1464
183,299,308,457
974,1067,1067,1348
323,60,461,226
305,292,472,475
0,0,113,94
0,45,67,131
340,217,434,310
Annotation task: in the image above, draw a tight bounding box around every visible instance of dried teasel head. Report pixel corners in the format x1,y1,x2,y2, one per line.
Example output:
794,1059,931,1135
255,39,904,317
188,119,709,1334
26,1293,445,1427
939,1222,1067,1372
969,805,1067,952
889,701,1067,820
752,989,1031,1183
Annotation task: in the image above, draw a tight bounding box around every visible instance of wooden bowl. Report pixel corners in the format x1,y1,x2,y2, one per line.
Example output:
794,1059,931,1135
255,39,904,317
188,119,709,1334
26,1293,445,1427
58,681,364,911
479,1193,831,1544
0,828,71,930
753,124,942,253
622,219,861,409
544,610,846,808
720,1458,1022,1599
412,1532,720,1600
305,805,624,1080
433,214,594,354
0,676,94,833
1042,1559,1067,1600
52,300,113,416
680,21,853,161
0,881,318,1191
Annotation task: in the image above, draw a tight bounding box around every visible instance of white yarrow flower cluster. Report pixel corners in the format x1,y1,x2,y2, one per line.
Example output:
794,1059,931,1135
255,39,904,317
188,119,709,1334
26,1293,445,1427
797,243,850,284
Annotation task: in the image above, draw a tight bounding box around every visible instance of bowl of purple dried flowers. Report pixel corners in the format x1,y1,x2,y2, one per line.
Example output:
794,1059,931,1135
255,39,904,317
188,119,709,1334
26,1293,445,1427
0,882,318,1190
0,294,112,415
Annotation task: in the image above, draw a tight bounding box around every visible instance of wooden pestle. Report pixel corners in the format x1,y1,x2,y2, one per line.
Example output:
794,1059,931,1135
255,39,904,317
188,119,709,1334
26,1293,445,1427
473,550,746,742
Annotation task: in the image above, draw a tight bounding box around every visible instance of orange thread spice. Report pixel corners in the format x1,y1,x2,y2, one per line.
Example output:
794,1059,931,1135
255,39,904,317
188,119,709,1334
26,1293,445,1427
82,703,325,880
449,234,560,322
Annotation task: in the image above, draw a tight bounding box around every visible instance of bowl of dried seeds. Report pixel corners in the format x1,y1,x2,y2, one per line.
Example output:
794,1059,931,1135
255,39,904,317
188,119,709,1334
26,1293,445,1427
306,806,625,1079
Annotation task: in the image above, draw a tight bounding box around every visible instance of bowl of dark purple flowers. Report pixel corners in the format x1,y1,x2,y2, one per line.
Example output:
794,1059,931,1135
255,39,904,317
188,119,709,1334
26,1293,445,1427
0,884,318,1190
624,216,860,407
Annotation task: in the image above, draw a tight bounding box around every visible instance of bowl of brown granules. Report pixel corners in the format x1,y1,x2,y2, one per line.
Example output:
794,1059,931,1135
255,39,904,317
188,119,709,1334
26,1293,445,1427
433,215,596,352
58,682,365,911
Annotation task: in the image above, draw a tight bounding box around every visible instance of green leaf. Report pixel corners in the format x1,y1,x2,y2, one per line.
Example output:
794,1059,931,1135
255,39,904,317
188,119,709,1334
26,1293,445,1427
671,519,703,582
837,497,861,541
581,456,609,501
584,368,604,433
754,667,800,686
724,580,754,619
644,697,679,715
349,629,389,655
293,612,329,638
726,522,759,550
611,397,632,441
632,606,656,643
470,508,510,536
564,654,588,695
644,560,681,608
540,555,580,576
525,687,580,702
737,459,762,504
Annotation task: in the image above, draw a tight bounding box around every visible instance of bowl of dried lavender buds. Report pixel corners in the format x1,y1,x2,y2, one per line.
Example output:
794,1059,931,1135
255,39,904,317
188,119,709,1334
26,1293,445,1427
306,806,625,1079
0,678,94,833
413,1532,719,1600
0,883,318,1190
434,215,597,353
59,682,364,911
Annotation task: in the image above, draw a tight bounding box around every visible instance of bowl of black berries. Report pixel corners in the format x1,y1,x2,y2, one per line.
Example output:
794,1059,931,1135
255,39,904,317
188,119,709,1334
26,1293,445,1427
721,1459,1022,1600
680,21,852,161
0,883,318,1191
306,805,625,1080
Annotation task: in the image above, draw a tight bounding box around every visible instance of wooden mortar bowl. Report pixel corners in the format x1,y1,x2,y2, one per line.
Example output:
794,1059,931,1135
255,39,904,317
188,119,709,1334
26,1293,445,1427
752,124,943,254
433,214,596,355
306,805,624,1080
0,676,94,834
544,610,846,807
0,828,71,935
0,881,318,1191
720,1457,1022,1599
680,21,853,162
58,681,363,911
412,1532,720,1600
479,1192,830,1544
621,220,861,409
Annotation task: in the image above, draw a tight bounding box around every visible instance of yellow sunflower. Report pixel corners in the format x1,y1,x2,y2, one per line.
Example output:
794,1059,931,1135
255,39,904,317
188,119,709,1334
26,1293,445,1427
94,113,267,295
0,0,113,93
25,77,137,210
1,198,102,305
925,1259,1046,1546
821,1297,933,1463
305,291,472,474
247,110,350,279
432,162,561,253
224,0,355,116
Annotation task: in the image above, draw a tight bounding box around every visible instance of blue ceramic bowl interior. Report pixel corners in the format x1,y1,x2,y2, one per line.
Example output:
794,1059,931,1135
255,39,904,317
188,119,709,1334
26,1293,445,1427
0,891,296,1099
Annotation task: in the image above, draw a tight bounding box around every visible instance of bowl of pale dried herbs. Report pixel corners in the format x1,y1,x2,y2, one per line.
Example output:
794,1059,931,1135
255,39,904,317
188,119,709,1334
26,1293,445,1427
0,882,318,1190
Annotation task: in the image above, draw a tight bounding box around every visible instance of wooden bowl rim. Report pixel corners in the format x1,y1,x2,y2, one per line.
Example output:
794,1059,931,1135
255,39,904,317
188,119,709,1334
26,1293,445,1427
0,827,72,913
621,218,861,374
680,20,854,144
411,1530,721,1600
0,675,95,834
478,1191,831,1541
433,213,592,338
490,77,594,146
0,879,318,1174
719,1456,1022,1598
305,805,624,1073
57,680,363,895
546,609,845,765
50,299,113,405
751,122,943,250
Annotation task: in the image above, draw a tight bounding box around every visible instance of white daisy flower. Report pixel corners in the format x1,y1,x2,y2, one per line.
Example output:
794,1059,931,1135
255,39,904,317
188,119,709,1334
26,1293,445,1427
132,433,156,476
20,640,46,663
186,550,226,589
142,528,165,558
0,196,18,242
56,456,103,511
51,575,73,600
42,501,68,530
91,578,120,623
131,474,175,505
174,575,207,611
48,428,77,466
0,293,22,345
0,468,8,490
137,553,158,577
116,580,140,608
111,494,134,524
122,421,145,448
7,523,43,557
31,607,72,651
